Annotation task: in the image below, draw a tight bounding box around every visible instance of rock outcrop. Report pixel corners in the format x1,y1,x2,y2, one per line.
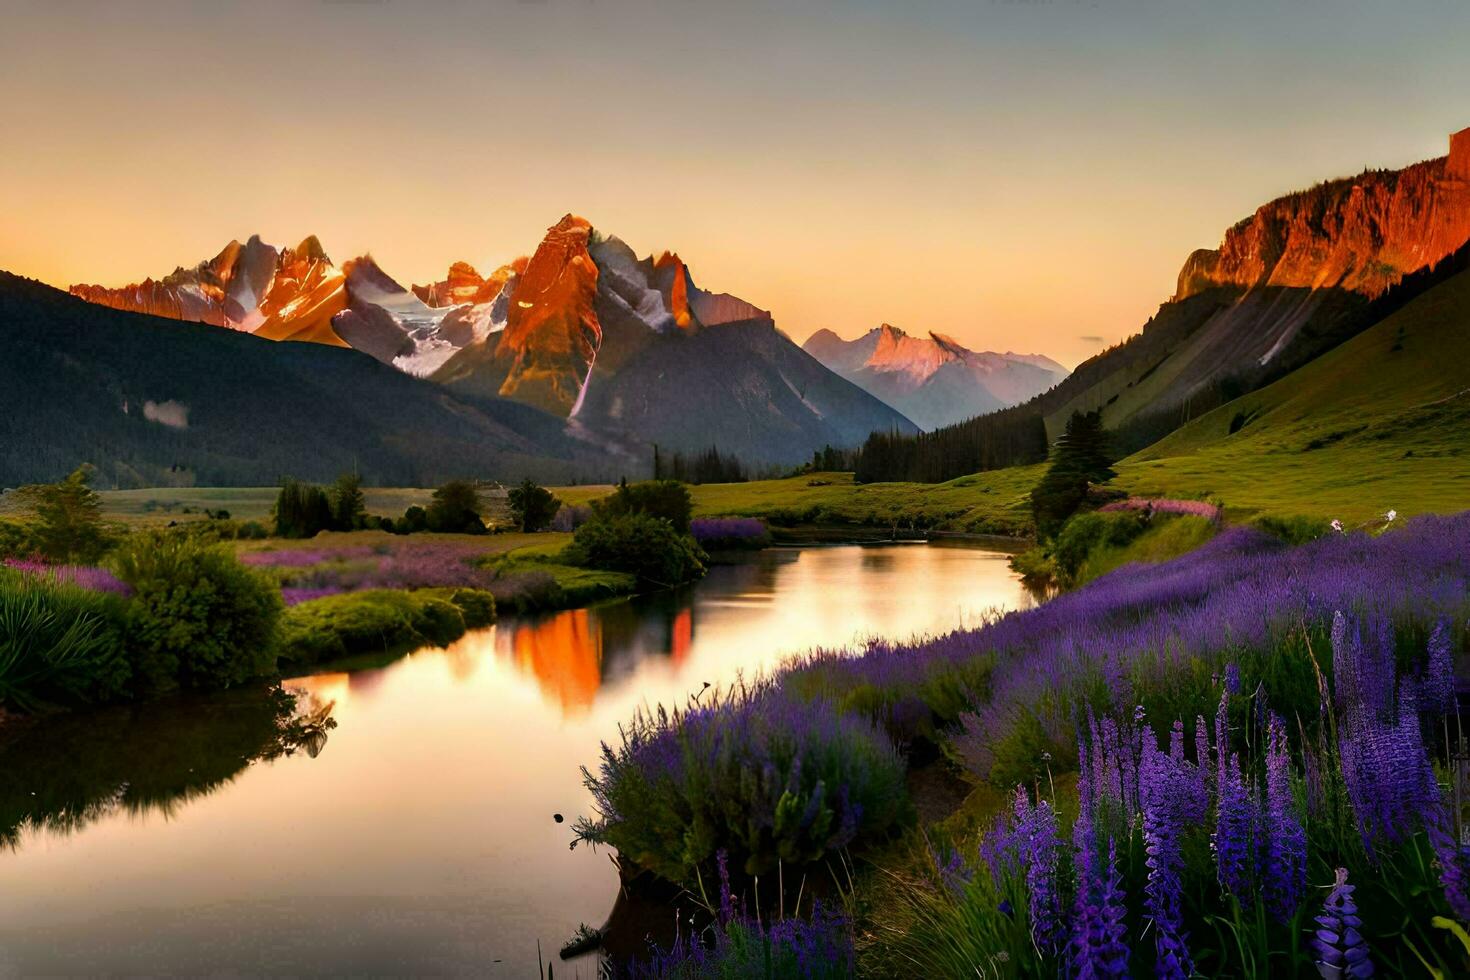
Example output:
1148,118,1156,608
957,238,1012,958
1177,129,1470,300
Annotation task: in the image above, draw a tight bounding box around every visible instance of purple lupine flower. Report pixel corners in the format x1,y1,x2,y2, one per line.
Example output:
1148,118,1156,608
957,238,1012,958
1338,688,1439,856
1019,794,1065,956
1423,620,1455,716
1263,713,1307,921
716,848,735,925
1140,727,1194,978
1425,814,1470,922
1223,662,1242,695
1071,808,1130,979
1314,868,1373,978
1213,748,1256,903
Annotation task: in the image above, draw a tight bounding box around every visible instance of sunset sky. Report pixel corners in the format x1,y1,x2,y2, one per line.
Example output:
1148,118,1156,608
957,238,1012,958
3,0,1468,367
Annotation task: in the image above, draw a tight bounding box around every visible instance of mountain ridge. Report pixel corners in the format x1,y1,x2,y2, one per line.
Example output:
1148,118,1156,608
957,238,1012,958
803,324,1068,430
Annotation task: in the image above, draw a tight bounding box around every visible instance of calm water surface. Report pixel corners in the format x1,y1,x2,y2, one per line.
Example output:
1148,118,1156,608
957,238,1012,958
0,542,1029,977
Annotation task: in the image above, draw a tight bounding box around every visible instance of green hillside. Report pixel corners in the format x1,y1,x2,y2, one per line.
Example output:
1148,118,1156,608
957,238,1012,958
1115,267,1470,523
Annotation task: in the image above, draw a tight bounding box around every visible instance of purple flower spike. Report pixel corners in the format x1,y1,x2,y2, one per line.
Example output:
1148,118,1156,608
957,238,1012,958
1263,713,1307,921
1314,868,1373,979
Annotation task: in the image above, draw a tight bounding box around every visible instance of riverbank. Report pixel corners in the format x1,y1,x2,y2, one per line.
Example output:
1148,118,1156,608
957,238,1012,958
573,513,1470,975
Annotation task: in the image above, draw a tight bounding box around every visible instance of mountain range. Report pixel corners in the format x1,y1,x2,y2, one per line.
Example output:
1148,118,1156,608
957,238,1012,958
803,324,1068,429
32,125,1470,489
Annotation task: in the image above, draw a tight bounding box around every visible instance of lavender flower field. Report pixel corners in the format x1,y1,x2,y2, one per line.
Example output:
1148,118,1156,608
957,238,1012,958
579,513,1470,975
1098,497,1222,522
1,558,132,596
689,517,771,550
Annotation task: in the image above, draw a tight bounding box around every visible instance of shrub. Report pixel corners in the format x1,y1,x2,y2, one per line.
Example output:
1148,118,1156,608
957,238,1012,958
593,480,694,534
331,472,367,530
274,479,333,539
1253,513,1332,545
10,466,112,563
277,588,479,666
0,567,130,708
426,480,486,534
508,479,561,532
1051,511,1147,580
396,505,429,534
568,513,706,587
577,688,910,883
0,518,41,561
111,533,282,692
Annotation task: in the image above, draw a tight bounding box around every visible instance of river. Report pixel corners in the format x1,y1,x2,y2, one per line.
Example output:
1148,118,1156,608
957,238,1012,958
0,541,1031,977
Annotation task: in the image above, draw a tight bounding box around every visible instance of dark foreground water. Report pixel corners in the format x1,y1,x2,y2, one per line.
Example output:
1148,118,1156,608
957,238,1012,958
0,542,1030,977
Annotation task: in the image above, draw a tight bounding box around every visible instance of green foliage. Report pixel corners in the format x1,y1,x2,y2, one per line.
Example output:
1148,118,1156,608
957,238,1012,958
396,505,429,534
507,478,560,532
568,513,707,588
11,465,112,563
854,407,1050,484
331,471,367,531
594,479,694,534
418,586,497,629
1031,411,1115,540
653,444,749,484
868,851,1039,978
111,532,282,692
0,518,41,561
1253,513,1332,545
1052,511,1146,580
425,480,486,534
0,569,129,709
277,589,484,666
273,478,334,539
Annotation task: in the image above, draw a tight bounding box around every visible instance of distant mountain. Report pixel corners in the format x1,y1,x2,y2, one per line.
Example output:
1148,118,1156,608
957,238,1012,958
432,216,916,464
849,125,1470,483
803,324,1068,430
69,218,912,465
71,235,348,346
71,239,513,379
0,272,615,488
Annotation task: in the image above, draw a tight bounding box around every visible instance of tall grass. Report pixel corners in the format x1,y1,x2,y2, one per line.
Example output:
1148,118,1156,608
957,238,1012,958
0,568,128,709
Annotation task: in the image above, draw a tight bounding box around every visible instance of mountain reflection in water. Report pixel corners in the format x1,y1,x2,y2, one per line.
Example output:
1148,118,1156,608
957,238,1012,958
0,542,1029,977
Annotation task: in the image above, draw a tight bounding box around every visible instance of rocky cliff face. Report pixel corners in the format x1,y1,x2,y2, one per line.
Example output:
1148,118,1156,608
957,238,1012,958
412,259,523,308
70,235,348,346
1177,129,1470,300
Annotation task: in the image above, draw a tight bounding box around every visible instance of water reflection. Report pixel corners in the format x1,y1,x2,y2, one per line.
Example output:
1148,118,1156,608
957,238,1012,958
0,542,1029,976
485,544,1030,717
0,686,336,847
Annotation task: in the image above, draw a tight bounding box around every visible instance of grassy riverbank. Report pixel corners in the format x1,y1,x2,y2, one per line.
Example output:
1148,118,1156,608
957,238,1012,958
579,513,1470,976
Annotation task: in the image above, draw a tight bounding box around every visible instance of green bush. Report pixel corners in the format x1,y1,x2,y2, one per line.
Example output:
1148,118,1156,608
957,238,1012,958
274,479,333,539
426,480,486,534
111,533,282,692
0,569,130,709
0,518,41,561
1253,513,1332,545
277,589,487,666
508,479,561,532
567,514,707,588
592,479,694,534
396,505,429,534
9,466,112,563
1052,511,1145,580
